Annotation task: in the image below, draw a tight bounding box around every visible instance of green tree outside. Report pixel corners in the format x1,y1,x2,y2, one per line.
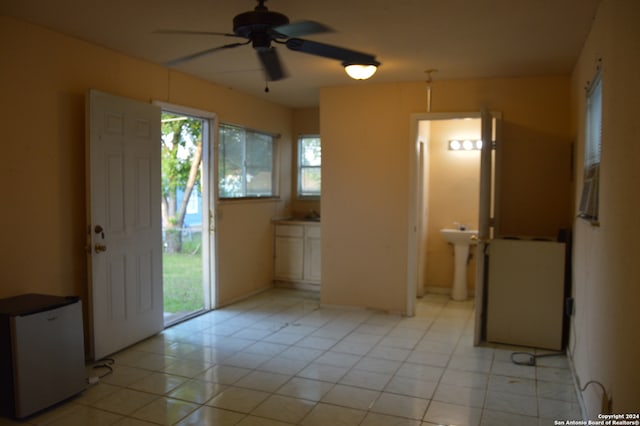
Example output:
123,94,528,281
161,113,203,253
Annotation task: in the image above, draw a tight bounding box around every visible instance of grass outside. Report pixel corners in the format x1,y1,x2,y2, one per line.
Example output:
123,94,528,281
163,238,204,314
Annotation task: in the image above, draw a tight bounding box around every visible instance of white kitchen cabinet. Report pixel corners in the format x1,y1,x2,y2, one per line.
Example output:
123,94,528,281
274,221,321,289
303,225,322,282
274,232,304,280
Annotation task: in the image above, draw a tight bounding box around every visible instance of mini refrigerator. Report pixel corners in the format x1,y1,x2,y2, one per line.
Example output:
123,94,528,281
0,294,86,418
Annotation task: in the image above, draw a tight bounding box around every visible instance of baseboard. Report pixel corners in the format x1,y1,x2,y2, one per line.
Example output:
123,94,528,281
424,286,452,295
215,285,274,309
318,302,369,312
424,285,475,297
274,280,320,292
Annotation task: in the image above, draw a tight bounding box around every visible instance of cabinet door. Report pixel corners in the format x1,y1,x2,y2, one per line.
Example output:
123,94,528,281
275,237,304,280
304,237,322,282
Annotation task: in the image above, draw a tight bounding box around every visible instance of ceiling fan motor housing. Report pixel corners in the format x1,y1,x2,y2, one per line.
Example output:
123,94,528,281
233,9,289,47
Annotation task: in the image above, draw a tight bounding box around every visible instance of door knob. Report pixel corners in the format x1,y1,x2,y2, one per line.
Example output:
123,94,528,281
94,225,105,239
95,243,107,253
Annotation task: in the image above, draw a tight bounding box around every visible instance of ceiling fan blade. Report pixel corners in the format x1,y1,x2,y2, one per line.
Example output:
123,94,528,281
285,38,380,65
271,20,332,38
257,47,287,81
154,29,242,38
165,40,250,67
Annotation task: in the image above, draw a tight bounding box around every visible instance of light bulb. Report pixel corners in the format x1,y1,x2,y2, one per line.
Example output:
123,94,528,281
344,64,378,80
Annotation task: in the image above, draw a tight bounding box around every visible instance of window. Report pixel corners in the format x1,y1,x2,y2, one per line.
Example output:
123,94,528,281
298,135,321,197
579,69,602,223
218,123,276,199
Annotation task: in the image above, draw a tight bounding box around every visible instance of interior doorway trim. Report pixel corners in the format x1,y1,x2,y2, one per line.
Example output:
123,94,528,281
407,111,483,317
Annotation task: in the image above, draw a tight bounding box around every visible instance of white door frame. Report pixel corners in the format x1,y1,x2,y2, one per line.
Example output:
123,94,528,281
474,109,502,344
407,112,481,316
154,101,218,310
407,111,500,344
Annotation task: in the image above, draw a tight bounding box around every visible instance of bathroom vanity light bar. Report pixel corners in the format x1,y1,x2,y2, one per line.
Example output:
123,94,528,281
448,139,483,151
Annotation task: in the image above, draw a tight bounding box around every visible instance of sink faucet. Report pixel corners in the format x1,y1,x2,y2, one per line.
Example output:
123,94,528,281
454,222,467,231
306,209,321,220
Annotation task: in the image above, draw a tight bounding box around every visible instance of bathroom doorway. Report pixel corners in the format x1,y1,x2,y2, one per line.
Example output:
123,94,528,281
407,111,501,344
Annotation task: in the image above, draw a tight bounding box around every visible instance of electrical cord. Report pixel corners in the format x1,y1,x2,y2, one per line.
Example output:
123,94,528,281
510,351,565,366
86,358,115,384
580,380,606,394
93,358,115,378
579,380,612,414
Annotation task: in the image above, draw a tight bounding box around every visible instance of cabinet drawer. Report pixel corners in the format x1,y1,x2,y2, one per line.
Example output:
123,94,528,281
275,224,303,237
305,226,321,238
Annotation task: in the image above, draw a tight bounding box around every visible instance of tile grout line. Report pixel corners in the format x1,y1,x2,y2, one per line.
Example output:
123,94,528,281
21,290,580,426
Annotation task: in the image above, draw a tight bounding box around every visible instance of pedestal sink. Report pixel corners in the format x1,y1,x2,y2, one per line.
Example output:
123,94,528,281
440,228,478,301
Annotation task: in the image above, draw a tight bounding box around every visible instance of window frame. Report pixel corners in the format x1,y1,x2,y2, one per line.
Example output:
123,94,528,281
297,135,322,199
578,68,602,225
217,123,279,200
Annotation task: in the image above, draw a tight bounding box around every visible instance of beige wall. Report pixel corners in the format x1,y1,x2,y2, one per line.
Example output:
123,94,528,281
320,76,573,312
425,119,481,292
570,0,640,416
7,7,638,412
0,17,292,328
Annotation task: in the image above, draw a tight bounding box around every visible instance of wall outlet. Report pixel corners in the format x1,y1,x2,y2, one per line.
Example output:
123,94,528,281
601,392,612,414
565,297,575,316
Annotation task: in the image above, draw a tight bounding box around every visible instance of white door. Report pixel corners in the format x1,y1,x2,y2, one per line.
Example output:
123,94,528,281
87,90,163,359
473,109,502,345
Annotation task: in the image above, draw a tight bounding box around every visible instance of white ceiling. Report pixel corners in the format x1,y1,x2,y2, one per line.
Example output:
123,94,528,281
2,0,600,108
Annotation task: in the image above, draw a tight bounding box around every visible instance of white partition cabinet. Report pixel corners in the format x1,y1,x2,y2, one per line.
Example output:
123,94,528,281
486,238,566,350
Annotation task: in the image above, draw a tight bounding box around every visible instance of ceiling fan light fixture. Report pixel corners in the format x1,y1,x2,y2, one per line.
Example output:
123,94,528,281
159,0,382,85
343,62,379,80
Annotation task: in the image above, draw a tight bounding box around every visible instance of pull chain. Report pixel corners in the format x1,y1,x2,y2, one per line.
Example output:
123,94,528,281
424,69,437,112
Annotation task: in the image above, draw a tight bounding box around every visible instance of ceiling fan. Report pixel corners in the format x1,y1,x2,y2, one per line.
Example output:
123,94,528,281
157,0,380,82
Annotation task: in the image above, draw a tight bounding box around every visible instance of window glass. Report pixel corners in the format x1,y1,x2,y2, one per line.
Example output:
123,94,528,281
246,131,274,196
298,136,321,197
579,70,602,222
218,124,276,198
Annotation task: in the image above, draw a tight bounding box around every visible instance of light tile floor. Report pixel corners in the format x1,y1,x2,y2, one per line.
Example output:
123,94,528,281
3,289,582,426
